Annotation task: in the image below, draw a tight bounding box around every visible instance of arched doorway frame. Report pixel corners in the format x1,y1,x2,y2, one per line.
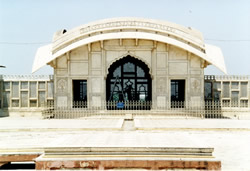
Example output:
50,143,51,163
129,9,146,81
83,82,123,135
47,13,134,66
106,53,152,77
106,55,152,109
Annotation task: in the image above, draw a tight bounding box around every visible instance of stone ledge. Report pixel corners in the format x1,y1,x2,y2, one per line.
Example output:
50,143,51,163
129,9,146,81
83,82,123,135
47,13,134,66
35,146,220,170
36,159,221,170
0,153,40,163
42,147,214,157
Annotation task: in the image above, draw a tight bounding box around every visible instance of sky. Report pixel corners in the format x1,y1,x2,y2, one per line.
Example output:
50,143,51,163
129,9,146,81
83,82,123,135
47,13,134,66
0,0,250,75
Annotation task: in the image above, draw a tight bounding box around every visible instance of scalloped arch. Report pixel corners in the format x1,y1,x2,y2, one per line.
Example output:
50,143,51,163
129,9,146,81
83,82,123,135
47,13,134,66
106,52,152,77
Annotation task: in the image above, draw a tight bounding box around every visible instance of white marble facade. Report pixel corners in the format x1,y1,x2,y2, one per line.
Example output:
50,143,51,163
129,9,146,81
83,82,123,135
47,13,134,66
53,40,204,107
33,18,226,108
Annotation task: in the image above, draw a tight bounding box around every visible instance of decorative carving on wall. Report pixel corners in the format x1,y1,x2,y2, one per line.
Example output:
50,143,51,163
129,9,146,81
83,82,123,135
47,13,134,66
78,21,202,45
191,78,201,95
157,78,166,94
57,78,67,93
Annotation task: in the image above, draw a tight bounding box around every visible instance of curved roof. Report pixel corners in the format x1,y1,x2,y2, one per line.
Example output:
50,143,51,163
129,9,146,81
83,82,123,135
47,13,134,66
32,17,226,74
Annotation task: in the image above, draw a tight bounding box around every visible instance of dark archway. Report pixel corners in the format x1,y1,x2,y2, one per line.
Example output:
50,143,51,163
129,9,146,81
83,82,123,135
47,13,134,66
106,55,152,109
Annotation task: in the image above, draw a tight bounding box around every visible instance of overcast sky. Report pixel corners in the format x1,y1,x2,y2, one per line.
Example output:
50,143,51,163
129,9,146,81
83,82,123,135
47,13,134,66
0,0,250,75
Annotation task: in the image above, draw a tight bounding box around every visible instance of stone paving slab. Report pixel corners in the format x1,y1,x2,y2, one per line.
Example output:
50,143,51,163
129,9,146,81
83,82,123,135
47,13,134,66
0,118,123,131
1,118,250,170
1,118,250,131
134,118,250,130
1,130,250,170
47,132,209,148
0,131,250,170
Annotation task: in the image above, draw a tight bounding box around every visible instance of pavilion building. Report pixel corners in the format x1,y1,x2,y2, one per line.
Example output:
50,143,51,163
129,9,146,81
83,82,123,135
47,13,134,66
1,18,249,118
33,18,226,108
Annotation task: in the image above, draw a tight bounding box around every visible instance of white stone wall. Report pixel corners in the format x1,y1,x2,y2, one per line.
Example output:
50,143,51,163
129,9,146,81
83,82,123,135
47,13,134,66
0,75,54,117
54,39,204,107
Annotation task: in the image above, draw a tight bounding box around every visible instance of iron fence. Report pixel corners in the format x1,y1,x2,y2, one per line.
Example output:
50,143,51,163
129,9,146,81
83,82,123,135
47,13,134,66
42,100,250,119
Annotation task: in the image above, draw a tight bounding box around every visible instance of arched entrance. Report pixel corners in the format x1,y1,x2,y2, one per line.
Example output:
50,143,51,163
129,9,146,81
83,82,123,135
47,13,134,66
106,55,152,109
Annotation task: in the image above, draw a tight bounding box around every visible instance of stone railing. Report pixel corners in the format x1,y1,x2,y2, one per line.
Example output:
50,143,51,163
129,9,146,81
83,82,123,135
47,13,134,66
205,75,250,81
0,75,54,81
42,100,250,120
215,75,250,81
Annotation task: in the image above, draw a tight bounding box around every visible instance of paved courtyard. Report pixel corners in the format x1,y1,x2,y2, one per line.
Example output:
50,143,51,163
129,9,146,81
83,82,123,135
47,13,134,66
0,118,250,170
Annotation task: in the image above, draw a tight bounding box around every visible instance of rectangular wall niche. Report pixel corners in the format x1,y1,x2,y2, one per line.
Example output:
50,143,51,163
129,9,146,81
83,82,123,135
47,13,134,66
30,82,37,98
70,62,88,75
12,82,19,98
240,82,248,98
222,82,230,98
21,91,28,107
169,63,188,75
